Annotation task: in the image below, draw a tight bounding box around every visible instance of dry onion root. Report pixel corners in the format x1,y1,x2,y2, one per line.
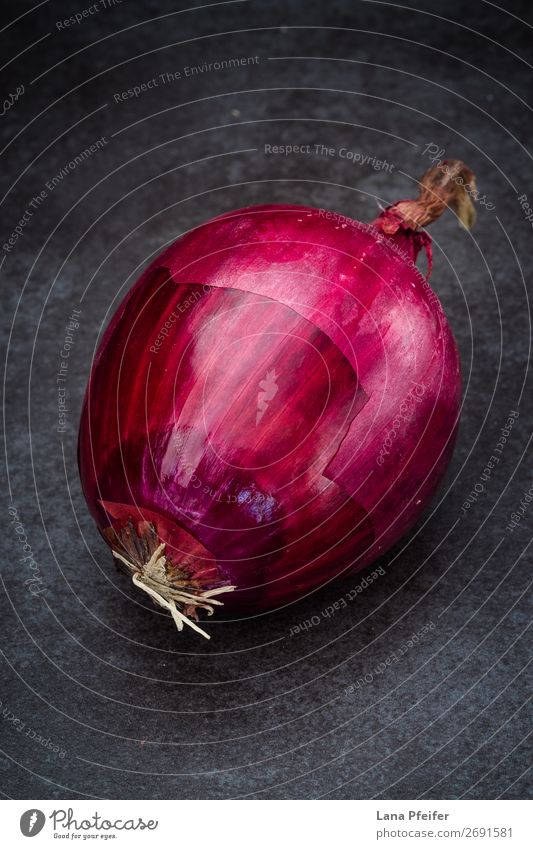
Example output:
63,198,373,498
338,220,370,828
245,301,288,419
112,542,235,639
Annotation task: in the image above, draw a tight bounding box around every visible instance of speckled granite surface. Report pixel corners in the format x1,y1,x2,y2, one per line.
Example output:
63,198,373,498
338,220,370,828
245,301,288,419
1,0,531,799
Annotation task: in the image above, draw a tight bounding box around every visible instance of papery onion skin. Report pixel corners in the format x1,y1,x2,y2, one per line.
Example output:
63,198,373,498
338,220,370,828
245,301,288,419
78,162,474,624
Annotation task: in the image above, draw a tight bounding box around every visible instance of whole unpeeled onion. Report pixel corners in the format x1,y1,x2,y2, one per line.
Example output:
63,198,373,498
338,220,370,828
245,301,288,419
78,160,475,637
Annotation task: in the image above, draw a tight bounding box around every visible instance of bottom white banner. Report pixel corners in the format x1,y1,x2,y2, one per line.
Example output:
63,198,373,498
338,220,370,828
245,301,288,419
2,799,530,847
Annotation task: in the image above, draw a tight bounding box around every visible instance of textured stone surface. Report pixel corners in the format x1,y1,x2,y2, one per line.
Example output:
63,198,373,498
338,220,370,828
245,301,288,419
1,0,531,799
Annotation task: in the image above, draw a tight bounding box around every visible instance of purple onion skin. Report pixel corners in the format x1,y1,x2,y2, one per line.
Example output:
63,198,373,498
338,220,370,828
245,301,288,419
78,204,461,614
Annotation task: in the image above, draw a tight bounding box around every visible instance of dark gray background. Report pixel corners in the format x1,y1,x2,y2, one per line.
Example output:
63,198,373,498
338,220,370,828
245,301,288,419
1,0,531,800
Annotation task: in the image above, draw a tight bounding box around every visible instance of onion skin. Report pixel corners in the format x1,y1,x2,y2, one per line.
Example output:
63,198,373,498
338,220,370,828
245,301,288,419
79,164,472,625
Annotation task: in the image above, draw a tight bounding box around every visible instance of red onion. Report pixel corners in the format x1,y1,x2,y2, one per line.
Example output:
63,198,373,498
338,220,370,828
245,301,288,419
78,161,476,637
